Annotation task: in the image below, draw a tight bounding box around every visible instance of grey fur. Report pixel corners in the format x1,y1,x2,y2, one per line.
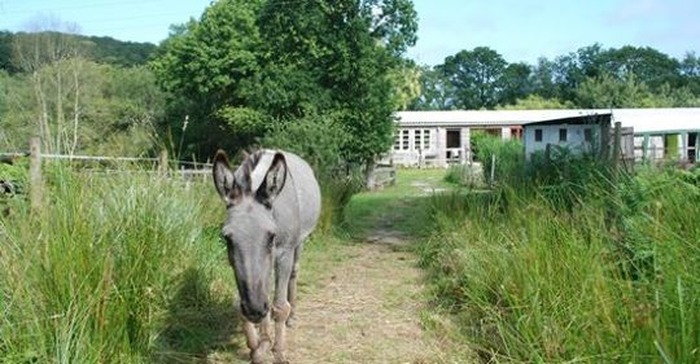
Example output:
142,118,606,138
213,148,321,363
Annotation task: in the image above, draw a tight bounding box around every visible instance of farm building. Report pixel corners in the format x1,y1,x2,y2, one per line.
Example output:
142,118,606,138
390,108,700,167
522,113,616,161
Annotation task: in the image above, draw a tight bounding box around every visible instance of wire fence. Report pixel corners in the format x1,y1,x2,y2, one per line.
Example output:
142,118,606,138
1,138,215,211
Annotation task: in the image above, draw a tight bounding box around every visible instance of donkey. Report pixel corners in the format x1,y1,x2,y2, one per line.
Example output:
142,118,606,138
212,149,321,364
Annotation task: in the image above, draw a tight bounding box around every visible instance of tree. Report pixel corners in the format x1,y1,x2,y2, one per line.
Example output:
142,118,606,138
496,94,574,110
409,65,453,110
438,46,507,109
12,18,89,153
499,62,532,105
575,73,655,108
530,57,557,99
150,0,265,156
680,52,700,95
600,45,681,91
152,0,418,167
387,60,422,110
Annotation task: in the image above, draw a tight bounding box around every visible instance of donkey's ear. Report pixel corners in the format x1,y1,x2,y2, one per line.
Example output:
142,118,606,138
256,153,287,204
212,150,238,204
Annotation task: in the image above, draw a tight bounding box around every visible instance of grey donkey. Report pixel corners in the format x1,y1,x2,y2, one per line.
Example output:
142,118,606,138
213,149,321,364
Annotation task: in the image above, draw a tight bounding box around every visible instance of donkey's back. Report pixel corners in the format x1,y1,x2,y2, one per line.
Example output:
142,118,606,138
278,150,321,242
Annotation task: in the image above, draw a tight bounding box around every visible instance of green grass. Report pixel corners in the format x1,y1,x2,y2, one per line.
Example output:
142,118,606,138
342,168,449,240
0,164,241,363
0,161,358,363
418,166,700,363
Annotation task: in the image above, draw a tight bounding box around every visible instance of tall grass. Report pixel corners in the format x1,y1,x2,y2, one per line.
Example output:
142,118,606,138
0,163,236,363
419,161,700,362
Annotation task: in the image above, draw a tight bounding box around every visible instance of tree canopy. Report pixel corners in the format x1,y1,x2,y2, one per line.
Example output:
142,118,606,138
151,0,418,166
411,43,700,111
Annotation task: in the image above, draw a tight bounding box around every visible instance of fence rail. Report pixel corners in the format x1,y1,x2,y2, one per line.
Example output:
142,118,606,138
1,138,215,212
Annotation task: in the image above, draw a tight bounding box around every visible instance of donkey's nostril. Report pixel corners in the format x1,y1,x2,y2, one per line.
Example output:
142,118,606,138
263,302,269,313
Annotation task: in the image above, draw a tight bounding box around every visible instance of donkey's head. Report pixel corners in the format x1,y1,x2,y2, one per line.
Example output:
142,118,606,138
212,150,287,323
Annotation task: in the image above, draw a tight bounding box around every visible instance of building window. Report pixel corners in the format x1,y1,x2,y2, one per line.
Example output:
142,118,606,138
413,129,431,150
402,129,409,150
584,128,593,142
423,129,431,150
534,129,543,142
394,129,410,151
559,128,567,142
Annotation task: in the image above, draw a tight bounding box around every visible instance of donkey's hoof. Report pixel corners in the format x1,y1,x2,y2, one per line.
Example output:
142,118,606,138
250,351,265,364
285,316,296,328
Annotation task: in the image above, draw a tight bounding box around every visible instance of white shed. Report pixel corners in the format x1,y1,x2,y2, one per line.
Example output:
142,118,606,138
522,113,612,160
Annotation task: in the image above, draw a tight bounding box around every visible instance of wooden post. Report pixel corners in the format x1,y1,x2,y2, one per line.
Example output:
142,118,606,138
642,134,650,162
158,150,168,175
29,137,43,212
489,154,496,189
612,122,622,173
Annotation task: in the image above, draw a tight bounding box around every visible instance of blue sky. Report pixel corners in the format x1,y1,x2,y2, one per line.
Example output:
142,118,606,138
1,0,698,66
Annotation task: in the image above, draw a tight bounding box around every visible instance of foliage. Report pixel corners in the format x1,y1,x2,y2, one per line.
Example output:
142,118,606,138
471,134,525,186
496,94,575,110
438,46,508,109
2,31,156,72
418,165,700,363
151,0,416,167
261,114,362,232
409,42,700,111
0,59,163,155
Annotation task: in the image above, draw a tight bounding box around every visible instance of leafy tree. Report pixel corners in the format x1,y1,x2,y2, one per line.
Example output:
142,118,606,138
600,45,681,91
497,94,574,110
410,65,453,110
530,57,557,99
387,60,422,110
152,0,417,168
0,31,17,73
439,46,507,109
680,52,700,95
150,0,265,156
499,62,532,105
575,73,655,108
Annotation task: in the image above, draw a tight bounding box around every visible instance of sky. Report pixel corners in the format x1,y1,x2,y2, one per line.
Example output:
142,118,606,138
1,0,698,66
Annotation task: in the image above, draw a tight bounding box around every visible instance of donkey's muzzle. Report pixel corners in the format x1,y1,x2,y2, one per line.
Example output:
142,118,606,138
241,300,269,323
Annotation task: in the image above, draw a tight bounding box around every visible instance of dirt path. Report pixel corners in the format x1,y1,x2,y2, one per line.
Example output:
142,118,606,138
210,171,470,363
286,239,447,364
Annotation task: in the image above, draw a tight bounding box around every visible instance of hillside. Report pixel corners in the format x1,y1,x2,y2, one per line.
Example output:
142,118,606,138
0,30,157,72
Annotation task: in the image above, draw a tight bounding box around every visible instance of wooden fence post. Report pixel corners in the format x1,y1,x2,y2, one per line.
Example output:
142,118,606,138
29,137,43,212
158,150,168,175
612,122,622,173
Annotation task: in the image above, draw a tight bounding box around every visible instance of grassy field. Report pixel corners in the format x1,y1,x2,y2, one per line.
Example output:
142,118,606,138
3,161,697,363
0,165,238,363
0,164,458,363
418,165,700,363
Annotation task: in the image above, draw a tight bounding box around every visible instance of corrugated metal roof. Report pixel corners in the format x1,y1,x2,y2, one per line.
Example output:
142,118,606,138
395,108,700,134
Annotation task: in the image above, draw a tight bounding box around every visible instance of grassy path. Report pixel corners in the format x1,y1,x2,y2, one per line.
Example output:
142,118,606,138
283,170,470,363
206,169,470,363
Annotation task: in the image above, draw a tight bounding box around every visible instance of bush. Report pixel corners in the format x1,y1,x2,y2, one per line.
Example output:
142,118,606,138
471,133,524,186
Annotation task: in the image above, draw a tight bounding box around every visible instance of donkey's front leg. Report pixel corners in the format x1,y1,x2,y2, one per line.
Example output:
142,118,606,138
272,252,294,364
250,315,272,364
240,305,271,364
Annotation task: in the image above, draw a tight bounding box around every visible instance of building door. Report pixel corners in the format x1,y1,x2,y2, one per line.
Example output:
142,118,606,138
446,129,461,162
689,132,697,163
